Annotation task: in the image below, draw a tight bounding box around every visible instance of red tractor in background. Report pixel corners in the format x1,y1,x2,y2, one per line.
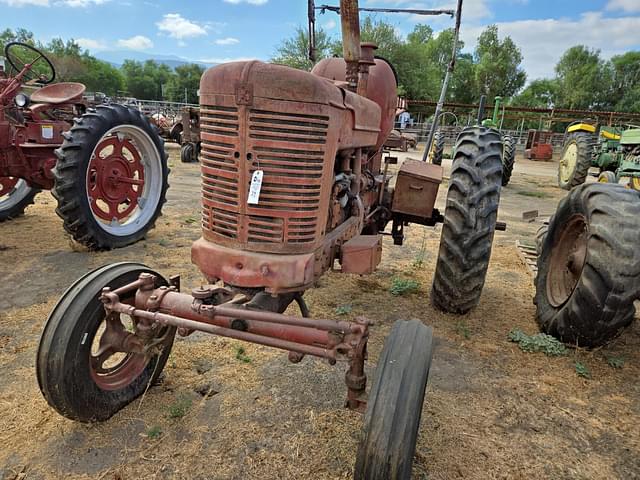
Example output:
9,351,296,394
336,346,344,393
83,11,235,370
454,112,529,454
37,1,504,477
0,42,169,249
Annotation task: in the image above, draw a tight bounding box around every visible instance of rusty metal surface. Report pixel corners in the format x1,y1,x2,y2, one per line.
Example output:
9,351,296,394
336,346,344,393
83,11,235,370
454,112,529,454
339,0,361,91
29,82,85,104
340,234,382,274
392,159,442,218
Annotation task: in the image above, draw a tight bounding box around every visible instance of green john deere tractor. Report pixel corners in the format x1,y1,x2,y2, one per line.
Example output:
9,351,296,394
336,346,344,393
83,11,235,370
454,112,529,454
558,121,640,190
428,96,516,186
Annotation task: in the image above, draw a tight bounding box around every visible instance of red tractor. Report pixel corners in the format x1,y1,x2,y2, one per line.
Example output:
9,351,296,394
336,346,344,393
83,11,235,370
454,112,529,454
0,42,169,249
37,1,503,476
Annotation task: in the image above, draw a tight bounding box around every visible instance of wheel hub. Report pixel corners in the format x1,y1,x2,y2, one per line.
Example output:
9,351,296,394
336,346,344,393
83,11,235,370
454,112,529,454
87,135,146,222
0,177,19,199
559,142,578,183
546,214,588,307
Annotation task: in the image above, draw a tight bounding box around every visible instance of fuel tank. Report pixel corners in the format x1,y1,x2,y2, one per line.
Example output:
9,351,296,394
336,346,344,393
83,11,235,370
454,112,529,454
312,48,398,151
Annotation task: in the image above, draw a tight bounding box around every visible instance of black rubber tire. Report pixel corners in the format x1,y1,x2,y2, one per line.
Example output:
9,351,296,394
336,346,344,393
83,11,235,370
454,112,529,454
534,184,640,347
180,142,195,163
598,171,616,183
535,220,550,256
431,126,503,314
354,320,433,480
501,133,516,186
51,104,169,250
431,130,445,166
0,179,39,221
558,132,593,190
37,262,176,422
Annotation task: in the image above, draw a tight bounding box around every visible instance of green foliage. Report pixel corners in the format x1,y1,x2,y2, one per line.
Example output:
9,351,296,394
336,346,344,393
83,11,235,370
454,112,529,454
335,304,353,315
606,356,625,369
235,346,251,363
390,278,420,296
555,46,613,110
574,361,591,379
456,321,471,340
271,27,339,71
146,425,162,439
168,396,192,419
164,63,205,104
508,329,568,356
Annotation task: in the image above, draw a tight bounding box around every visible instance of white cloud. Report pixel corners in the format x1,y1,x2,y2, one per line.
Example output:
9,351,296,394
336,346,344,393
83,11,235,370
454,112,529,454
223,0,267,4
1,0,49,6
215,37,240,45
117,35,154,50
59,0,108,6
606,0,640,13
324,18,337,30
76,37,107,51
199,56,259,64
460,11,640,80
156,13,208,40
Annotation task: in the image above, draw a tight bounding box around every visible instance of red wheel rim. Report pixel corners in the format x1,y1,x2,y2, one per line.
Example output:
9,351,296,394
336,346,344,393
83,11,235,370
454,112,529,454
87,134,146,223
0,177,19,198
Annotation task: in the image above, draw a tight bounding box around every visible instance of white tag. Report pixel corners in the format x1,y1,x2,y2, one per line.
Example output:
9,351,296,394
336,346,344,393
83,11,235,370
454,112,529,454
247,170,263,205
42,125,54,139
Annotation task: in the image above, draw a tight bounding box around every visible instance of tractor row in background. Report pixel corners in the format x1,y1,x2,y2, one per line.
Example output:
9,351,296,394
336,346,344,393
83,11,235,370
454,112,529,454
558,120,640,190
0,42,169,249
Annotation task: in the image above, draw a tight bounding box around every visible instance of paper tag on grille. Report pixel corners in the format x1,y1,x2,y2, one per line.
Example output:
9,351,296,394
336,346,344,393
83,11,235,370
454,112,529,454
247,170,263,205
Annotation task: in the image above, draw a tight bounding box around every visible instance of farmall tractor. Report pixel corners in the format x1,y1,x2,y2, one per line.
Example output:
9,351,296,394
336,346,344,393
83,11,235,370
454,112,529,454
0,42,169,249
37,1,504,477
558,120,640,190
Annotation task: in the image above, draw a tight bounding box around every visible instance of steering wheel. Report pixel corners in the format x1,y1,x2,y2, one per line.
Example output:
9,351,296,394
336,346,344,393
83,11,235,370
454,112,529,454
4,42,56,85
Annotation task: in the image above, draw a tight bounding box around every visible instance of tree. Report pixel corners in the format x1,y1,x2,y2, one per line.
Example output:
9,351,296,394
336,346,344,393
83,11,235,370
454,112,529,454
610,51,640,112
513,79,559,108
474,25,526,99
554,46,613,110
164,63,204,104
271,27,338,71
120,60,175,100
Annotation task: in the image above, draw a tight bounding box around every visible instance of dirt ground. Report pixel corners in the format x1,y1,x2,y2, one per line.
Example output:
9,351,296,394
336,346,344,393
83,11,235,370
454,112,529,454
0,144,638,480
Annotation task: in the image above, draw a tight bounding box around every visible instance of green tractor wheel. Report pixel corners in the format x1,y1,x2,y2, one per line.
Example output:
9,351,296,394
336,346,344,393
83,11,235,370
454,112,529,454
558,132,593,190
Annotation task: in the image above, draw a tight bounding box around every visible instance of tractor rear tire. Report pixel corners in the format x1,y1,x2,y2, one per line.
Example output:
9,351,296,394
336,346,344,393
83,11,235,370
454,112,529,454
534,183,640,347
52,104,169,250
430,130,445,166
354,319,433,480
180,142,196,163
501,134,516,186
431,126,503,314
37,262,176,422
558,132,593,190
0,178,39,221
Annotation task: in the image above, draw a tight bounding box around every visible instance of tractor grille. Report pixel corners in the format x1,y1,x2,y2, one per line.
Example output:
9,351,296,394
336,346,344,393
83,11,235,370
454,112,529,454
201,104,330,247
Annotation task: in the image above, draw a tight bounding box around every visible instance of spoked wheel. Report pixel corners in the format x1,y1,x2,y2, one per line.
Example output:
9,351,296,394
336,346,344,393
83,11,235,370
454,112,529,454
0,177,39,221
535,184,640,347
355,320,433,480
558,132,593,190
431,126,503,314
52,104,169,249
37,262,176,422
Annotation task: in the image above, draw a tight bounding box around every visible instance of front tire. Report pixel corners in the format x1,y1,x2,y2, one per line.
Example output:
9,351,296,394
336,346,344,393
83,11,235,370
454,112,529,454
534,184,640,347
501,134,516,186
429,130,445,166
431,126,503,314
0,177,39,221
558,132,593,190
52,104,169,250
37,262,176,422
354,320,433,480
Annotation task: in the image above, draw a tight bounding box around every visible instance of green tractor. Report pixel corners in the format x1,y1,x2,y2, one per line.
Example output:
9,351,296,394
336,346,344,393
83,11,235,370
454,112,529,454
558,121,640,190
429,95,516,186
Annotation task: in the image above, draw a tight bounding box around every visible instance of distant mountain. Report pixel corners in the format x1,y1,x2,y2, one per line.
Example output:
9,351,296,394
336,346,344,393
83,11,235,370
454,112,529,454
96,50,215,69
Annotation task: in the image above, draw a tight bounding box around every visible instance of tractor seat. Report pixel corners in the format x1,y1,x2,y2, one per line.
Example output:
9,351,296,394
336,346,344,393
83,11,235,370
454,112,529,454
30,82,86,105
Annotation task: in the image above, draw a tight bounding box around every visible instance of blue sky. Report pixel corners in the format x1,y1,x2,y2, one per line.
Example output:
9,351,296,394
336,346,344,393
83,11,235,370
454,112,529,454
1,0,639,80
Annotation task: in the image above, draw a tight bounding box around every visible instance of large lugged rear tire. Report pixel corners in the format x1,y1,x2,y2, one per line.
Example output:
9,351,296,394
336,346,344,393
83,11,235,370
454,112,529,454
52,104,169,250
37,262,176,422
558,132,593,190
534,184,640,347
0,177,39,221
431,126,503,314
501,133,516,186
429,130,445,166
354,320,433,480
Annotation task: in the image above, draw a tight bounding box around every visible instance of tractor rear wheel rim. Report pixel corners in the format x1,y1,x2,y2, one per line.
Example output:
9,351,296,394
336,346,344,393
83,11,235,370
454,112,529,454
0,177,29,210
559,142,578,183
86,125,162,237
546,214,588,307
